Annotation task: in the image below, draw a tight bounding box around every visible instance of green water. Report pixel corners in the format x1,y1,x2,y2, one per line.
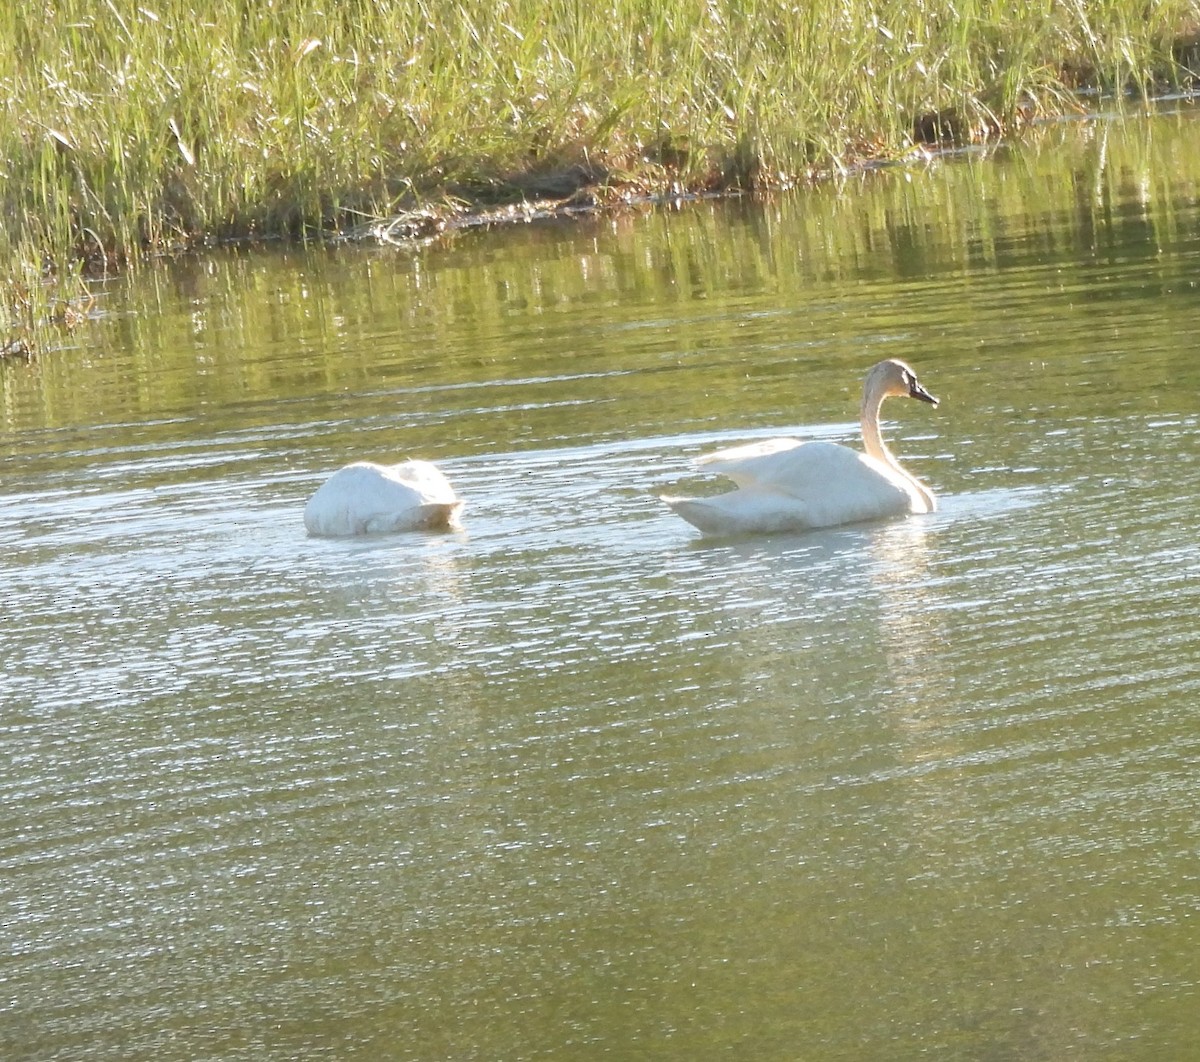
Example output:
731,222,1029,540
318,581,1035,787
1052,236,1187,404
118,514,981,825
3,107,1200,1060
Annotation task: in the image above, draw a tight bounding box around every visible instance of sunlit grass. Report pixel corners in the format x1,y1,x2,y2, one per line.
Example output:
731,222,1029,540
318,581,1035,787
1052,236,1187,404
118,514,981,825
2,0,1198,353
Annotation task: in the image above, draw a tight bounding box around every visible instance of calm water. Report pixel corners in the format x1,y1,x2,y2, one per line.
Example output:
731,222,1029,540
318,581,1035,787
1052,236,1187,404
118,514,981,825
3,109,1200,1060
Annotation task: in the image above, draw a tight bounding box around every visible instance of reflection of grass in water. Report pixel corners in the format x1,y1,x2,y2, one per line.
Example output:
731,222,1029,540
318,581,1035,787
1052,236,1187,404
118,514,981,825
2,0,1198,332
3,108,1197,432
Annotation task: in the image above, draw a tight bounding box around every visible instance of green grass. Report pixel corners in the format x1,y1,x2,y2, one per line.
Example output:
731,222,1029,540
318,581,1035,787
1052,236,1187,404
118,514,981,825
3,0,1199,352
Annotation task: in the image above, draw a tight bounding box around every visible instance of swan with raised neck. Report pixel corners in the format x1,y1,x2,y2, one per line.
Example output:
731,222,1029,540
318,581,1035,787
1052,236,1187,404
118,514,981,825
661,358,940,536
859,358,938,513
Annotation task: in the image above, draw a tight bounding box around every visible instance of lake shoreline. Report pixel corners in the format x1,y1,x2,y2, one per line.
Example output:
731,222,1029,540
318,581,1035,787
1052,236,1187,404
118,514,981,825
4,0,1200,357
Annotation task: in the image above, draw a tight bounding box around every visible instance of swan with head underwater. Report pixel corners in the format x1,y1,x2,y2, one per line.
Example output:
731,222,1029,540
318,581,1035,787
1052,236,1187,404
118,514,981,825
303,459,463,537
662,358,940,536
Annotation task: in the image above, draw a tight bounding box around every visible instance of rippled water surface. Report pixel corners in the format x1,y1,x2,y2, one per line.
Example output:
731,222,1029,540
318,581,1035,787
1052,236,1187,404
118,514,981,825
4,111,1200,1060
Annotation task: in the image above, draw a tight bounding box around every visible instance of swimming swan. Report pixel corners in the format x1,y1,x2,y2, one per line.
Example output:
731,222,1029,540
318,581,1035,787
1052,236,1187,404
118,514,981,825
662,359,939,536
303,460,463,536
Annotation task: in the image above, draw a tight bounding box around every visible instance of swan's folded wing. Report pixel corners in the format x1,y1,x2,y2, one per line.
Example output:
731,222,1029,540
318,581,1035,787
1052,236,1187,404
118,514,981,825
695,439,916,525
695,437,807,472
389,459,460,505
697,440,875,493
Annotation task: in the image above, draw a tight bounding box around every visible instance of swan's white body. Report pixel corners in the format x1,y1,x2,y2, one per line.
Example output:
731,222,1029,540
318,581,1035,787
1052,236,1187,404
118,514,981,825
663,359,938,536
303,460,462,537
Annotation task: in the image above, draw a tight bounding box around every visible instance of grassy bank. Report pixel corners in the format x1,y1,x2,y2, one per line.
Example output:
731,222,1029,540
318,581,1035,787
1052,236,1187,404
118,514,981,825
3,0,1199,353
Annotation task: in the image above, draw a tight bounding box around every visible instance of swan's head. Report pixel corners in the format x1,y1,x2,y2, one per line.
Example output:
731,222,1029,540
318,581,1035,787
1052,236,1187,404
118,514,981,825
866,359,938,407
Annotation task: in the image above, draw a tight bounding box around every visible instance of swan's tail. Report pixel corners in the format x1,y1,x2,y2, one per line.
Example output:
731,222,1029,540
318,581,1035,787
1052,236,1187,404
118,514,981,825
660,492,798,537
660,495,723,535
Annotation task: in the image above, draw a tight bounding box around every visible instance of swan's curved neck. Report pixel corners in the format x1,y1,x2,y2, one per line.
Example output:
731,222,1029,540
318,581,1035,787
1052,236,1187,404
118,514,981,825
860,391,935,511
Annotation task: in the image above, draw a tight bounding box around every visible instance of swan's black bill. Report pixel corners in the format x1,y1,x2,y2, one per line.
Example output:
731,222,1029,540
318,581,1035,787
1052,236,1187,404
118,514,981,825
908,379,938,406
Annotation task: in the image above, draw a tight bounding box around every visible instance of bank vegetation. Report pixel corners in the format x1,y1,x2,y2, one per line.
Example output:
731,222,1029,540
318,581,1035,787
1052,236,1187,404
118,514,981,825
3,0,1199,355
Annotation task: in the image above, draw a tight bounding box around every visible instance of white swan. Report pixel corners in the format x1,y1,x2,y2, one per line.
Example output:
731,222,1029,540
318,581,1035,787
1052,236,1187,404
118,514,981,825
303,460,463,537
662,359,939,536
